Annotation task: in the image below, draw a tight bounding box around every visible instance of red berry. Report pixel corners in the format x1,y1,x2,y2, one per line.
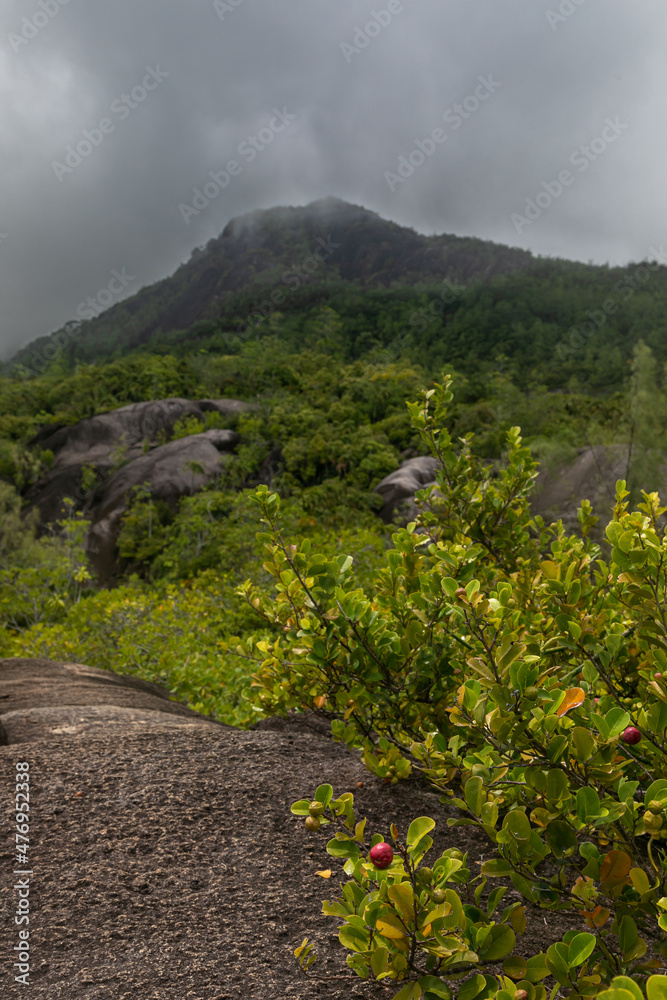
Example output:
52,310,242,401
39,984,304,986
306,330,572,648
621,726,641,745
369,843,394,869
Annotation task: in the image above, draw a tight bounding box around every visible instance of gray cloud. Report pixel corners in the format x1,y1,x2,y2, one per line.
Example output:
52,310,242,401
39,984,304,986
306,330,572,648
0,0,665,357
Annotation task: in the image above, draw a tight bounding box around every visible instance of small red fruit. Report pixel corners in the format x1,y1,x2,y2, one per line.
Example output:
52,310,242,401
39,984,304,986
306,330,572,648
621,726,642,745
369,843,394,869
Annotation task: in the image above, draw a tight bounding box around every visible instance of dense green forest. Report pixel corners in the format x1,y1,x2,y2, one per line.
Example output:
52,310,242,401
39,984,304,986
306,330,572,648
9,260,667,394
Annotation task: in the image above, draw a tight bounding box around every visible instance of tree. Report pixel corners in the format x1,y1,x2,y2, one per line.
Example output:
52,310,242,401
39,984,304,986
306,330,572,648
625,340,667,502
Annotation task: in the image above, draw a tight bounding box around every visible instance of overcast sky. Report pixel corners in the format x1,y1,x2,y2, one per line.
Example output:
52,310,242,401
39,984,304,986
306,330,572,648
0,0,664,358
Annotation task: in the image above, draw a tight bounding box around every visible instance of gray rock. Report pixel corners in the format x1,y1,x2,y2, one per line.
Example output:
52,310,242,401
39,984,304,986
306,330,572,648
23,399,249,579
0,656,569,997
532,444,630,533
0,657,231,744
374,455,439,522
88,429,239,581
31,397,249,471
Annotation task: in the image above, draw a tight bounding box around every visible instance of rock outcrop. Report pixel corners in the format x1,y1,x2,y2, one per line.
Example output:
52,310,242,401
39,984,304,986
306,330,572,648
0,657,573,998
24,398,250,582
87,428,239,581
0,657,231,745
374,456,439,522
375,445,640,535
32,398,248,468
531,443,630,533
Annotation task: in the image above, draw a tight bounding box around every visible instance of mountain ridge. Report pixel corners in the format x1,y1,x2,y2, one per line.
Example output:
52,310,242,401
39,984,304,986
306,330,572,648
8,197,544,373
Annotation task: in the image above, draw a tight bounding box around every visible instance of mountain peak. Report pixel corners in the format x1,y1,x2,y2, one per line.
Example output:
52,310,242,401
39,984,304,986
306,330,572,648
9,200,539,372
220,197,376,240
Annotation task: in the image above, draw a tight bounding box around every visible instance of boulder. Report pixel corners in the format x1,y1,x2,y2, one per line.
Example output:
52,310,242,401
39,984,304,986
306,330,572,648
22,398,249,581
87,429,239,582
374,455,439,522
25,398,249,524
30,398,248,472
532,444,630,533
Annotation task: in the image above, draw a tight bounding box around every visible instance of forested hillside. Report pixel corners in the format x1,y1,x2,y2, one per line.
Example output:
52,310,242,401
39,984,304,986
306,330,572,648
5,198,537,373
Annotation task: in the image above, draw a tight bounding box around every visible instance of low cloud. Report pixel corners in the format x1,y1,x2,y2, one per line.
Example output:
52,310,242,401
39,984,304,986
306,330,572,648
1,0,665,357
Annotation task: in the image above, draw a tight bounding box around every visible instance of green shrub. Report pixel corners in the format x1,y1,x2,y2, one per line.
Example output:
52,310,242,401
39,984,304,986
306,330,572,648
0,492,92,632
231,375,667,999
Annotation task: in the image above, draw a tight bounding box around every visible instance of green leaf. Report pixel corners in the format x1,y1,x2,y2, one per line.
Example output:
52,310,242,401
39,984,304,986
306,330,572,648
572,727,596,762
487,885,507,917
546,769,569,802
568,932,596,967
546,942,572,985
480,858,514,877
577,786,602,823
315,784,334,807
464,776,485,816
326,838,361,859
510,872,537,902
645,779,667,807
504,810,531,841
545,821,578,858
503,956,528,979
478,924,516,962
290,798,311,815
597,989,637,1000
524,953,550,982
388,882,415,925
608,977,645,1000
546,735,569,762
407,816,436,850
606,707,631,738
294,936,310,958
339,923,369,952
457,974,489,1000
391,984,421,1000
647,977,667,1000
370,946,389,978
417,976,452,999
618,915,639,959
